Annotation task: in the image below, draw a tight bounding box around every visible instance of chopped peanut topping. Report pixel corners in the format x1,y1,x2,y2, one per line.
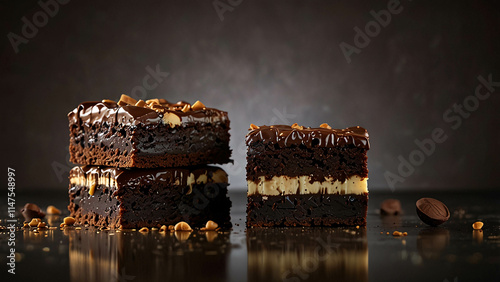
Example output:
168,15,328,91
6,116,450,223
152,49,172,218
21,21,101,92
118,94,137,106
249,124,259,130
191,100,206,111
320,123,332,129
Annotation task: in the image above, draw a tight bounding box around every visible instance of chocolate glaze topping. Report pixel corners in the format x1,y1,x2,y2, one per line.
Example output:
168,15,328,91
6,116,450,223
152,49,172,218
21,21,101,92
68,100,228,127
69,166,227,188
246,125,369,149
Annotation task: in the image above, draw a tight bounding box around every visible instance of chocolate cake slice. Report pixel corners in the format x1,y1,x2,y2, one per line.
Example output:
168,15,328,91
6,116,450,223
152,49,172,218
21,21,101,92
246,123,369,227
68,165,232,229
68,95,231,168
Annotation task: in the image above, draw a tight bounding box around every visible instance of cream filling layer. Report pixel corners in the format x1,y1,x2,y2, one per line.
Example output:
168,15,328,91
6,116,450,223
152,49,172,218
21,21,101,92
247,175,368,196
69,169,228,188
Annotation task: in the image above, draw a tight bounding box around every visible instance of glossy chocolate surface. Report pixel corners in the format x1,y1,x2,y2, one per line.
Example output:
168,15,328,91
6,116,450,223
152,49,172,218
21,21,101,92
245,125,370,149
68,100,228,127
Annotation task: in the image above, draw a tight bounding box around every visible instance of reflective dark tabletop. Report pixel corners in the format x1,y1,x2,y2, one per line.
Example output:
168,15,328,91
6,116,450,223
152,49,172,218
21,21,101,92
1,190,499,282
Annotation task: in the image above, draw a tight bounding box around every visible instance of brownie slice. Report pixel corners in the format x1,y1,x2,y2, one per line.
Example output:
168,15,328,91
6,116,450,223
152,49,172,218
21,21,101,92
68,95,231,168
246,123,370,227
68,165,232,229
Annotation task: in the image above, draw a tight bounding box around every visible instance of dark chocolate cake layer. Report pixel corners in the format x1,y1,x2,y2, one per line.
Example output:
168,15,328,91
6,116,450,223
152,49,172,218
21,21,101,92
246,143,367,182
247,193,368,227
68,166,232,229
68,96,231,168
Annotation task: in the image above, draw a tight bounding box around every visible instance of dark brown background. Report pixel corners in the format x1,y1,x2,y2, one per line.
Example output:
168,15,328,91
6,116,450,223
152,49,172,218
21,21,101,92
1,0,499,192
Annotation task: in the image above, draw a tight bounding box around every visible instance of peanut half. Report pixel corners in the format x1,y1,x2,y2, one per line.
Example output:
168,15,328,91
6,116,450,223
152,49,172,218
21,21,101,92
174,221,192,231
205,220,218,231
472,221,484,230
162,112,181,128
64,217,76,226
29,218,41,227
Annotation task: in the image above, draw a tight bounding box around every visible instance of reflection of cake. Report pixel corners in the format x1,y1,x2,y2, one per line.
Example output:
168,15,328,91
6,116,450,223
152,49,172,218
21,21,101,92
246,124,369,227
68,165,231,229
69,228,230,282
247,228,368,282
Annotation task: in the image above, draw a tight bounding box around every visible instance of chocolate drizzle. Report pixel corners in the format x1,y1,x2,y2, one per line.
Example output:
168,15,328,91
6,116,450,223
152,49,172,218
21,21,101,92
245,125,370,149
70,166,226,188
68,101,228,127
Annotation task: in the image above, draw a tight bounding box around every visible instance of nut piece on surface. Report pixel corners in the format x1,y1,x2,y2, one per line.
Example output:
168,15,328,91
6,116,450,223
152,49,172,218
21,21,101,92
168,225,175,231
472,221,484,230
392,231,407,236
174,221,192,231
159,225,168,232
416,198,450,226
29,218,41,227
380,199,402,215
37,222,47,229
191,100,206,111
135,100,147,107
249,124,259,130
162,112,182,128
63,217,76,226
319,123,332,129
205,220,218,231
118,94,137,106
46,205,61,215
291,123,304,130
139,227,149,233
21,203,46,221
181,104,191,112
